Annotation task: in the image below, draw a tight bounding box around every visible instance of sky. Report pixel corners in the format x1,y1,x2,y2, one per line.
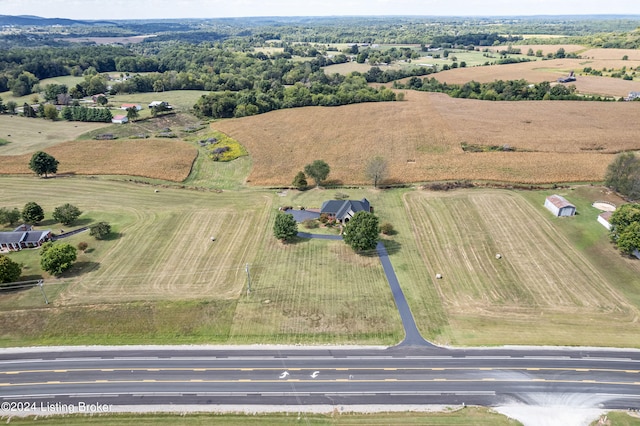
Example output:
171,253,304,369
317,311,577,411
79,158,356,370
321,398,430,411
2,0,640,20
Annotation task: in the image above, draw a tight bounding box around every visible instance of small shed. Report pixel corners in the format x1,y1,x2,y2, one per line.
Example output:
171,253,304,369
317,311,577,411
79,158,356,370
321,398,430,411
597,211,613,230
111,115,128,124
544,195,576,217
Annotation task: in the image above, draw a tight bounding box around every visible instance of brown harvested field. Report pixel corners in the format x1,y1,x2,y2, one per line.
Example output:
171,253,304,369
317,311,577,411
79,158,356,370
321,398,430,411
582,48,640,61
213,90,640,186
0,139,196,182
434,58,640,97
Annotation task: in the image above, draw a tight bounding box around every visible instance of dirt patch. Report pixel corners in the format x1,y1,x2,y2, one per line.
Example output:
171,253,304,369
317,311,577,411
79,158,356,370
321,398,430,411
592,202,616,212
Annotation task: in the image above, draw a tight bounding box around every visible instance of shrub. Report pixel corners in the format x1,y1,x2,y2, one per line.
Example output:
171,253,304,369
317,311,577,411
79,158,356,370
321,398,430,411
380,222,394,235
302,219,319,229
77,242,88,252
89,222,111,240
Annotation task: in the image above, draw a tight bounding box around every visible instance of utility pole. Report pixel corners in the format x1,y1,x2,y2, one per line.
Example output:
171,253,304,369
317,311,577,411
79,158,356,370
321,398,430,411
38,280,49,304
245,263,251,296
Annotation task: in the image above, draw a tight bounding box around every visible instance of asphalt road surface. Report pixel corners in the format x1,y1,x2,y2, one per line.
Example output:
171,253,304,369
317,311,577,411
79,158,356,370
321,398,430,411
1,345,639,413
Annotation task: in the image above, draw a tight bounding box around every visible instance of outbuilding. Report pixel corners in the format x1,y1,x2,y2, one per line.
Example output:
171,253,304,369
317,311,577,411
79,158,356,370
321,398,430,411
544,195,576,217
111,114,128,124
597,211,613,230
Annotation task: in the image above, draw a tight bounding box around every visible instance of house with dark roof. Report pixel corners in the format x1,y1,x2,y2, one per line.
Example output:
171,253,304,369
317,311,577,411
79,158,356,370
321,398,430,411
320,198,372,223
0,225,52,252
544,195,576,217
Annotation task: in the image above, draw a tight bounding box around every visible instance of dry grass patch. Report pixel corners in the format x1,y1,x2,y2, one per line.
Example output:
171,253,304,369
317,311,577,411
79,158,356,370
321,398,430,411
0,139,196,182
214,90,640,186
403,189,640,346
0,115,109,155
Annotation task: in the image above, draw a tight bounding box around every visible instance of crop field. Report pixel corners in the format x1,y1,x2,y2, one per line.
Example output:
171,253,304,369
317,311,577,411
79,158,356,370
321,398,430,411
0,138,196,181
434,57,640,97
0,115,108,155
402,189,640,346
213,90,640,186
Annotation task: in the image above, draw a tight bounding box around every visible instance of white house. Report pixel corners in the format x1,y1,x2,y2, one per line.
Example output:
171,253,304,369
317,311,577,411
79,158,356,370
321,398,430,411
120,103,142,111
544,195,576,217
111,114,128,124
597,211,613,230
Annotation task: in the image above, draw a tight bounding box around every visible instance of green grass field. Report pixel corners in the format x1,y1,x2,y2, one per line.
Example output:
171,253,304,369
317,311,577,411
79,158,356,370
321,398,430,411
1,177,639,347
0,407,523,425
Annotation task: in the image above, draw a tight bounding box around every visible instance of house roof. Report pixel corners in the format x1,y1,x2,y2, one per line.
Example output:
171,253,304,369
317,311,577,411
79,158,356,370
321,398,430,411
112,115,127,120
546,195,575,209
321,198,370,220
0,230,51,245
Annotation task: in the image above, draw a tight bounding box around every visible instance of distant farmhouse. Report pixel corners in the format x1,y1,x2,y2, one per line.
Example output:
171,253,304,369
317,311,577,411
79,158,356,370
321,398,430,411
120,103,142,111
111,114,128,124
0,225,51,252
626,91,640,101
320,198,372,224
149,101,172,109
544,195,576,217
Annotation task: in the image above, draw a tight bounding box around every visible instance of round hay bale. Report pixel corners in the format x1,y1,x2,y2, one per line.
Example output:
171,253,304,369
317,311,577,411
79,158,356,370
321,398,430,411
496,254,502,259
210,236,216,241
435,273,442,279
154,189,159,193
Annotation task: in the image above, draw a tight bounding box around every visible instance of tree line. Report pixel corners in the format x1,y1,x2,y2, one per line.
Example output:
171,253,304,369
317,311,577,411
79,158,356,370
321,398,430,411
396,77,614,101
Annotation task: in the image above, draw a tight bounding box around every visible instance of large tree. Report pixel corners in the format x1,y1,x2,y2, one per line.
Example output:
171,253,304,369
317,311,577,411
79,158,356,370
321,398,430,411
29,151,59,178
126,106,139,121
53,203,82,226
365,156,388,188
291,171,308,190
343,211,379,252
0,255,21,284
304,160,330,188
605,152,640,200
610,203,640,255
89,222,111,240
40,242,77,276
273,212,298,242
0,207,21,226
22,202,44,224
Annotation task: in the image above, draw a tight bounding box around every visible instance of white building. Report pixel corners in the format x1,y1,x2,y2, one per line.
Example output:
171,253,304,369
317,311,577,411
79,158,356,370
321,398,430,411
111,115,128,124
597,211,613,230
544,195,576,217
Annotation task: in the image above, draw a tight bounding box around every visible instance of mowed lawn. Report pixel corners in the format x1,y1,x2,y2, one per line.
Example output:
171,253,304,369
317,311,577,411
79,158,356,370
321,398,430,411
230,236,403,345
0,178,402,345
401,189,640,347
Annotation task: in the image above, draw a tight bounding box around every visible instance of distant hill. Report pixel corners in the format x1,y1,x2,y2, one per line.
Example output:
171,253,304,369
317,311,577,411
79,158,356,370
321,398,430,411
0,15,115,26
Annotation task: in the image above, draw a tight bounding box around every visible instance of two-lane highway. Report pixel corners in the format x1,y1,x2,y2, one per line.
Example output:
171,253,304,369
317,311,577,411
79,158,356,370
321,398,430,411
2,346,640,412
